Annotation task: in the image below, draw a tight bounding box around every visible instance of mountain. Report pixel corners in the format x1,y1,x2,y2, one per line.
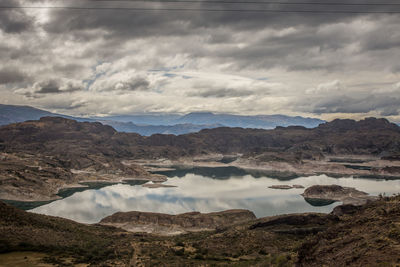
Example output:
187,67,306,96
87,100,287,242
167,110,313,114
1,117,399,162
0,104,93,125
1,116,400,201
99,120,224,135
176,112,325,128
97,112,326,129
0,104,325,135
92,114,181,125
0,104,57,125
117,117,400,159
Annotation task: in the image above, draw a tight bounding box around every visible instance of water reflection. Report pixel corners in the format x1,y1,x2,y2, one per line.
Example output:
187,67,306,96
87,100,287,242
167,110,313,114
30,167,400,224
156,166,300,180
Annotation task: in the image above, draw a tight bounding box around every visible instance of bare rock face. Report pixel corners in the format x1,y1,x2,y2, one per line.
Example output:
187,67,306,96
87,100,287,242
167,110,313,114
331,204,362,216
99,209,256,235
0,118,154,201
302,185,378,206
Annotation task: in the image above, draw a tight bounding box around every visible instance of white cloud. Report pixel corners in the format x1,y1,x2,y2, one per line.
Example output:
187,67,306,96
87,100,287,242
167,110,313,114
306,80,345,95
0,2,399,122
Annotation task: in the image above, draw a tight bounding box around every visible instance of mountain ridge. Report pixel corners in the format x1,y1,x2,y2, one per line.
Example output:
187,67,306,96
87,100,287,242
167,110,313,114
1,116,399,158
1,116,400,201
0,104,326,135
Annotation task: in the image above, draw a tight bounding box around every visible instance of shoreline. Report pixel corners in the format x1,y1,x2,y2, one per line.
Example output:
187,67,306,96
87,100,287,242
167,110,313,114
136,155,400,180
0,174,169,203
3,153,400,203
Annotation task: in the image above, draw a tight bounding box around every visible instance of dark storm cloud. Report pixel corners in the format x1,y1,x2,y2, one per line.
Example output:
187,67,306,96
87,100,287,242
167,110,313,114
90,75,151,92
35,80,63,94
30,1,400,74
41,1,369,39
200,15,398,72
17,79,85,98
1,0,400,118
0,68,27,84
358,17,400,51
115,77,150,91
53,63,90,77
380,107,399,117
312,95,400,115
0,0,33,33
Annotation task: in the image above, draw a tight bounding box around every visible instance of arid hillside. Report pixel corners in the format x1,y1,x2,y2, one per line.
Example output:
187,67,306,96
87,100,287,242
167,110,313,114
1,116,399,159
1,116,400,201
1,195,400,266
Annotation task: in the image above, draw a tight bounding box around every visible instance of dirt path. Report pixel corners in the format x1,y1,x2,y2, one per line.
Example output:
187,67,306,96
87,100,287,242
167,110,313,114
129,242,144,267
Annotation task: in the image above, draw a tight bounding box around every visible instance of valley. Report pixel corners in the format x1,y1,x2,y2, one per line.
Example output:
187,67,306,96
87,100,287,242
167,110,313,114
0,116,400,266
2,2,400,265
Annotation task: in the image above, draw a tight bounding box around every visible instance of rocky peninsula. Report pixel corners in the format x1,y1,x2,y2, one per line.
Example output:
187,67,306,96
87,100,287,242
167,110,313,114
302,184,379,205
100,209,256,235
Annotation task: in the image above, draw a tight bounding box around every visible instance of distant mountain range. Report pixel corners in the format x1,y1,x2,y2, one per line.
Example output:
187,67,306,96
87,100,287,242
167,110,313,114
0,104,92,124
98,120,224,136
175,112,324,128
0,104,325,135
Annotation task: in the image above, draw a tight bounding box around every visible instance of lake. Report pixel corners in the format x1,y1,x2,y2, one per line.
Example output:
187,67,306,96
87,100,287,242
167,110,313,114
29,166,400,224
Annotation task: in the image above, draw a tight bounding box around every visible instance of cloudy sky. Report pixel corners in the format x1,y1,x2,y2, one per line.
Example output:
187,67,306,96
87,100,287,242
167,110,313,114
1,0,400,121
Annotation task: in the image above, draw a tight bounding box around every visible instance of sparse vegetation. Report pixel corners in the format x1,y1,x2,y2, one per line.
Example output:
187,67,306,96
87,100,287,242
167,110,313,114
2,195,400,266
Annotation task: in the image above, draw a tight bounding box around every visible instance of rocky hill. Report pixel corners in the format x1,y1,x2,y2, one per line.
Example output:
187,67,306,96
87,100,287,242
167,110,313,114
2,116,400,161
0,200,133,266
1,195,400,266
100,209,256,235
0,117,154,201
297,195,400,266
126,117,400,160
302,185,378,206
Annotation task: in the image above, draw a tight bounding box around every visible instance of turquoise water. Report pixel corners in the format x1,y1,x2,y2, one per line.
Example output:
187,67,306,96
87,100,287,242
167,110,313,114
28,167,400,224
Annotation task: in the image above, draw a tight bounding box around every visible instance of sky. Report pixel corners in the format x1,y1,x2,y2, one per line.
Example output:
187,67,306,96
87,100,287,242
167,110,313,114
0,0,400,121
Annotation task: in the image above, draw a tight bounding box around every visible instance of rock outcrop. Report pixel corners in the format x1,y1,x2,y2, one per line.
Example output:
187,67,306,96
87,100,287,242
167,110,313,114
100,209,256,235
301,185,378,205
2,195,400,266
0,117,156,201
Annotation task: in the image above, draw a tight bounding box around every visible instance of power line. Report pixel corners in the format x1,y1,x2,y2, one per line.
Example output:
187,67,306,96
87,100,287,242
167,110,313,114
33,0,400,6
1,6,400,13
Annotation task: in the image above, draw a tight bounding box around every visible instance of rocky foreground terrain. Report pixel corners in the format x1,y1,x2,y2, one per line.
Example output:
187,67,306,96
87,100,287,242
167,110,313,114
1,116,400,201
100,209,256,235
1,194,400,266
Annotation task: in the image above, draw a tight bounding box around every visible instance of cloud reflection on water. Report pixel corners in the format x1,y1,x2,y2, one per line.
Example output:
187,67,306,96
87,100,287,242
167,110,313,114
31,171,400,224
